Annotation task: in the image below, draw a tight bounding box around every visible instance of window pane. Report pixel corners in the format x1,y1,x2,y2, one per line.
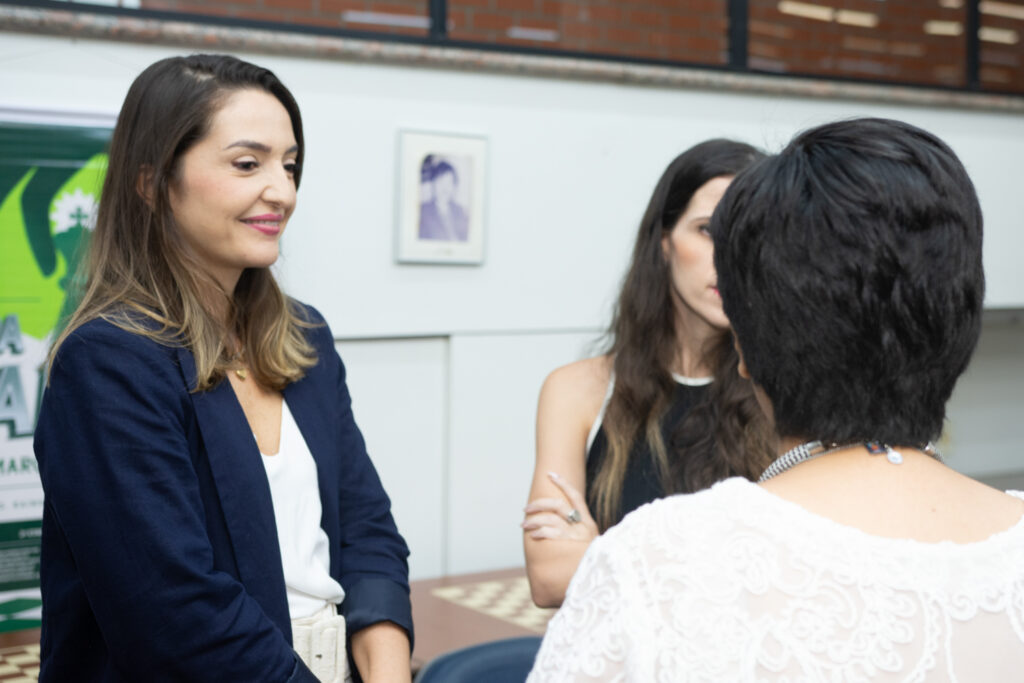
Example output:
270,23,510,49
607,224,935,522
749,0,967,87
447,0,730,65
980,0,1024,92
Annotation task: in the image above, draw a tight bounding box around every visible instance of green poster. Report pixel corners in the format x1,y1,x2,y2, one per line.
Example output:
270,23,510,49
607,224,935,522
0,120,111,632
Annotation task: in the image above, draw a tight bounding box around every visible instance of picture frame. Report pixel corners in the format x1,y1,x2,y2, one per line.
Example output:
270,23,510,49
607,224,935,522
395,130,487,265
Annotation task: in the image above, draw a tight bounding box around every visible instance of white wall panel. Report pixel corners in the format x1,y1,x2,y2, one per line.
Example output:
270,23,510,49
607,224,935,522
944,316,1024,479
334,337,447,580
446,331,599,574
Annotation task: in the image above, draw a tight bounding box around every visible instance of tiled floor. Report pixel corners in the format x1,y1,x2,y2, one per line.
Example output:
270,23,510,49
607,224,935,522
0,645,38,682
431,575,554,633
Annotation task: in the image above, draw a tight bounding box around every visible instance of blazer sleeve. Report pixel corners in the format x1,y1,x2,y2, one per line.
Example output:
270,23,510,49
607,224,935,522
308,311,414,646
35,323,316,682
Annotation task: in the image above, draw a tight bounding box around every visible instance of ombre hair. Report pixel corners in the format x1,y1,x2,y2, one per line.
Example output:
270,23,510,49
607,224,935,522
591,139,776,530
50,54,316,391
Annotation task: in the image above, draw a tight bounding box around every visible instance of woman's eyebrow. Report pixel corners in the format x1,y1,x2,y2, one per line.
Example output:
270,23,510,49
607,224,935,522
223,140,299,154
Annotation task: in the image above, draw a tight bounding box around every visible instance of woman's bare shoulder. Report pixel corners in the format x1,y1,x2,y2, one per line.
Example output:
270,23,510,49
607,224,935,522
539,355,613,420
543,355,611,397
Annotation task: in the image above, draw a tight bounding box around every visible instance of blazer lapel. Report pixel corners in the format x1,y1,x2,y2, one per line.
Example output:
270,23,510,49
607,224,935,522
283,368,341,574
174,347,292,638
282,373,330,471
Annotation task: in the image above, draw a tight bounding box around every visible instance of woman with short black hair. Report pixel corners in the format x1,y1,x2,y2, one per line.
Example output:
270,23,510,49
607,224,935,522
528,118,1024,681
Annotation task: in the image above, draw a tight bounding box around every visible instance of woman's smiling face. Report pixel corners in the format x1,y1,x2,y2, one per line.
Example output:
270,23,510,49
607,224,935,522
168,88,299,292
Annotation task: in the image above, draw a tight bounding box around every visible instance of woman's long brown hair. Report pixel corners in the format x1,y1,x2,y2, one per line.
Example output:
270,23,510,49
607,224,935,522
49,55,316,391
590,140,776,530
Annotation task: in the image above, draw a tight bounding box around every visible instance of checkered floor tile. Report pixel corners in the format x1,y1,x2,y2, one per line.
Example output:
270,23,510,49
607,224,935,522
0,645,38,682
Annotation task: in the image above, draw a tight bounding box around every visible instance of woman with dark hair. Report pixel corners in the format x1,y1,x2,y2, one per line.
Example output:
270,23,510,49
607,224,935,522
522,140,775,607
528,118,1024,680
35,55,411,682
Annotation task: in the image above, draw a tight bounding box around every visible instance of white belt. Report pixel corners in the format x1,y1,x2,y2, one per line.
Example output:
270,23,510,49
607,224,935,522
292,603,352,683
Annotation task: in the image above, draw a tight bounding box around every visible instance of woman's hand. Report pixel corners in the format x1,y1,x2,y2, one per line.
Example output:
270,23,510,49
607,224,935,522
522,472,599,543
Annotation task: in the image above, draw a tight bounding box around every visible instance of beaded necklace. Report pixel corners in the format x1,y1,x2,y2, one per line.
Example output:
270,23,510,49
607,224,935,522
758,440,941,483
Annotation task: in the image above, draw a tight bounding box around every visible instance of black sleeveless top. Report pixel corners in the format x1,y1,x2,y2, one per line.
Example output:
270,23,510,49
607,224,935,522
585,380,710,525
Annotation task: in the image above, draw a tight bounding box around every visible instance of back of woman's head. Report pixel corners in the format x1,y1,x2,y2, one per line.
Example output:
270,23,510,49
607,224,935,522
712,118,984,445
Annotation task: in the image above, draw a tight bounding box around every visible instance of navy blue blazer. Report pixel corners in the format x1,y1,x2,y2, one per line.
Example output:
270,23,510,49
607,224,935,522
35,305,412,682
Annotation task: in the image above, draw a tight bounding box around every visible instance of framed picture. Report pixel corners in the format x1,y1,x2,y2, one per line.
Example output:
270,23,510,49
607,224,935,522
395,131,487,265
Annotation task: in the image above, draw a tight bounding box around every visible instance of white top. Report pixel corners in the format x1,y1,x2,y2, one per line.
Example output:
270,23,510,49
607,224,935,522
529,477,1024,682
260,401,345,619
584,372,713,454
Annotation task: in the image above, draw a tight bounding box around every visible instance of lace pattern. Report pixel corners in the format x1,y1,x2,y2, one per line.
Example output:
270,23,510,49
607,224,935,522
528,478,1024,682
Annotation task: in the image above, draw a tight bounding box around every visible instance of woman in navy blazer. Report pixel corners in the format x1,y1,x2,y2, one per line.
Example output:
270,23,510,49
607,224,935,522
34,55,412,681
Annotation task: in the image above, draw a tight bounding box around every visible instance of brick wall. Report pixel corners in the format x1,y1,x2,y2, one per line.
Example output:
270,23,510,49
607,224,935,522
749,0,967,87
980,1,1024,93
142,0,430,36
446,0,728,65
138,0,729,63
134,0,1022,91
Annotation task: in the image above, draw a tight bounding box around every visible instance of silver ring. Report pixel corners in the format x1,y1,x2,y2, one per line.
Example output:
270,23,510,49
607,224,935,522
566,509,582,524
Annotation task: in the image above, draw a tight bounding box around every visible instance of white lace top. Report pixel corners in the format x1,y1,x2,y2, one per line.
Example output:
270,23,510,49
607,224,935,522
528,477,1024,682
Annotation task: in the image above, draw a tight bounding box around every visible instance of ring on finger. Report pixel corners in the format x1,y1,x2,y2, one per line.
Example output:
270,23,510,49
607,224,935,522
566,509,582,524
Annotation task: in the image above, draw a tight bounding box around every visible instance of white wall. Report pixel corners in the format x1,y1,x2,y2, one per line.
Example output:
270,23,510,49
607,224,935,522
333,337,449,580
287,66,1024,323
333,330,597,578
445,331,596,574
945,314,1024,479
4,32,1023,577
